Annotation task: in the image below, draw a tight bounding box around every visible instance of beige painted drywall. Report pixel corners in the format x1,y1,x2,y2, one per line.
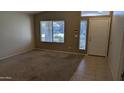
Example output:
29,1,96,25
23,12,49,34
34,11,81,52
0,12,34,59
108,11,124,80
120,32,124,80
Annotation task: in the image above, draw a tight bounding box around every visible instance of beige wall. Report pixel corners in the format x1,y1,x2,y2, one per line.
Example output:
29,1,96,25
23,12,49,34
108,11,124,80
34,11,81,53
0,12,34,59
120,32,124,78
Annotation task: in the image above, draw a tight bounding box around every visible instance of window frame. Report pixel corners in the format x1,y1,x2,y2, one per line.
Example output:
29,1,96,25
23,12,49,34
40,20,65,44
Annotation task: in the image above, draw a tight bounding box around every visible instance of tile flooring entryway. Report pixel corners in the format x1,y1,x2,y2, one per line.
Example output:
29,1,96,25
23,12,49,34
71,56,113,81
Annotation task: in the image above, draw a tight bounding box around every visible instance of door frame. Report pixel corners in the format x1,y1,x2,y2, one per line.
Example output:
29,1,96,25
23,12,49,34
79,16,112,54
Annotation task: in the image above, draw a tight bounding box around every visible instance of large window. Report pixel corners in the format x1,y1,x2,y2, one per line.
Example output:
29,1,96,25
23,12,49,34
40,21,64,43
81,11,110,16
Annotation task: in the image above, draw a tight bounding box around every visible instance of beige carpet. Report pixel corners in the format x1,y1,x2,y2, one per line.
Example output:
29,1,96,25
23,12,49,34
0,50,83,81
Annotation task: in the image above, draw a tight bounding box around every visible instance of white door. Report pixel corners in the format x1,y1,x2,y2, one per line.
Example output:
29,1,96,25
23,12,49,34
88,18,110,56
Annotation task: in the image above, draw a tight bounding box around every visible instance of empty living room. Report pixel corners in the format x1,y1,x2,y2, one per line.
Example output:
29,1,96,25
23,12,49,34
0,11,124,81
1,0,124,93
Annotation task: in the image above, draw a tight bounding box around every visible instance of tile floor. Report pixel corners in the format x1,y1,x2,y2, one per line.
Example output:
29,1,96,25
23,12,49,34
70,55,113,81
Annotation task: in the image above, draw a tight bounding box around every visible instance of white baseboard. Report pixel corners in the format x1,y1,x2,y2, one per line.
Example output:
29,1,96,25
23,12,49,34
35,48,85,56
0,48,84,60
0,48,34,60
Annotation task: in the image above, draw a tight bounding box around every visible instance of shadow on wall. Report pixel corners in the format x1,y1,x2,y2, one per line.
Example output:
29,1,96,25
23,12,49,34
108,11,124,80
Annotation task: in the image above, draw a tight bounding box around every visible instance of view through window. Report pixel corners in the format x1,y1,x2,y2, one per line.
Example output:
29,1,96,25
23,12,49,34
53,21,64,43
40,21,64,43
79,20,87,50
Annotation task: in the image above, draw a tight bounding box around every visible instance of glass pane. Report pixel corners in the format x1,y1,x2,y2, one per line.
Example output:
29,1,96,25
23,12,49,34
81,11,110,16
53,21,64,43
79,20,87,50
40,21,52,42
